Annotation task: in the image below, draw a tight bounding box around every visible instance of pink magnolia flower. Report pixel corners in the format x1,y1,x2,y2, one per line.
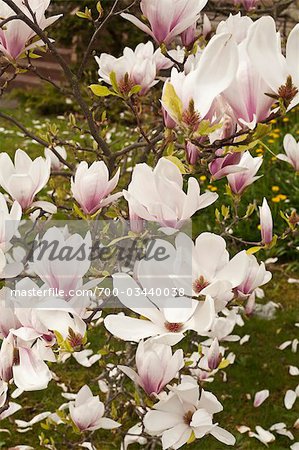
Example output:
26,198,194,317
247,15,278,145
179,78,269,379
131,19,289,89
31,227,93,302
0,0,61,60
124,158,218,229
218,15,275,129
71,161,122,215
185,141,199,165
119,340,184,396
95,42,172,96
209,152,243,180
234,0,259,10
0,150,51,210
247,17,299,110
162,33,238,129
0,193,22,251
1,330,54,392
69,385,121,432
259,198,273,245
0,380,7,408
227,152,263,195
236,254,272,298
277,134,299,172
121,0,208,45
44,146,67,171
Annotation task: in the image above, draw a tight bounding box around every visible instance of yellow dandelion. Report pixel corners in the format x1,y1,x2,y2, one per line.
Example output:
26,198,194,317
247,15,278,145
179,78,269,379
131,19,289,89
270,119,277,124
257,224,261,231
199,175,207,181
283,117,289,122
271,186,280,192
272,133,280,139
271,156,277,161
208,185,218,192
272,196,281,203
268,139,275,144
278,194,287,201
273,128,281,133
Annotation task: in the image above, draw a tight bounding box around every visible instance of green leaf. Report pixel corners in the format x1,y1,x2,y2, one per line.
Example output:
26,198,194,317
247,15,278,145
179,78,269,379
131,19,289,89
187,431,196,444
76,11,89,19
96,1,103,16
218,358,230,369
129,84,142,97
195,119,222,137
246,246,261,255
73,203,87,220
252,123,271,140
162,83,183,122
109,71,119,93
89,84,115,97
165,156,187,174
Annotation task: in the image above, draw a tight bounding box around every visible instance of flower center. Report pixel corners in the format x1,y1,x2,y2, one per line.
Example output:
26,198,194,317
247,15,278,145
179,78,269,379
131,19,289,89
164,322,184,333
277,75,298,107
182,99,201,131
193,275,209,294
183,410,194,425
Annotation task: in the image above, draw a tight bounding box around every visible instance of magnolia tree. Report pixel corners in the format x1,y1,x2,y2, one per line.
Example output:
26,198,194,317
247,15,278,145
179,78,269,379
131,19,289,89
0,0,298,449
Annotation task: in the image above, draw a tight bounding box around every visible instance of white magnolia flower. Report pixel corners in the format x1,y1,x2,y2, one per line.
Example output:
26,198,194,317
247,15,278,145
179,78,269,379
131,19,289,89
119,340,184,396
104,273,215,345
69,385,121,432
71,161,121,215
0,149,51,210
144,377,235,449
96,42,171,95
247,17,299,110
277,134,299,172
124,158,218,230
44,146,67,171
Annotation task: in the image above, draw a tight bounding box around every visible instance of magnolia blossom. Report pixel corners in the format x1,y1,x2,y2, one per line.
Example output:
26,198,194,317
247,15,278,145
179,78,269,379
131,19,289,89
0,379,7,408
96,42,171,95
144,377,235,449
185,142,199,165
0,0,61,60
209,152,243,180
236,254,272,298
0,331,54,391
124,158,218,229
191,233,249,307
44,146,67,171
71,161,121,215
219,15,275,129
277,134,299,171
162,33,238,129
69,385,121,432
234,0,259,10
205,309,244,342
121,0,208,45
0,150,51,210
259,198,273,245
0,193,22,252
226,152,263,195
247,17,299,110
119,340,184,396
104,273,215,345
31,227,93,303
